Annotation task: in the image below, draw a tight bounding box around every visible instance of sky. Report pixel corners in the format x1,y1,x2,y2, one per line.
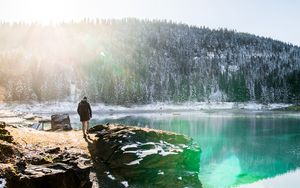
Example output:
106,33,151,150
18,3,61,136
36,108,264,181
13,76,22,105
0,0,299,46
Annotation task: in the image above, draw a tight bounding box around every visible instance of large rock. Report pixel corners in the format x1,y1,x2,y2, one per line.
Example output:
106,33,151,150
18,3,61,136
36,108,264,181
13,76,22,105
0,122,16,162
4,146,92,188
0,122,6,129
0,142,20,163
0,134,13,143
90,124,202,188
0,126,13,143
0,121,92,188
50,114,72,131
8,162,92,188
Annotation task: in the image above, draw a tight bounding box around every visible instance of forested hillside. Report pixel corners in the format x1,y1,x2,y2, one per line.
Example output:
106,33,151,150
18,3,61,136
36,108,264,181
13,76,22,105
0,19,300,104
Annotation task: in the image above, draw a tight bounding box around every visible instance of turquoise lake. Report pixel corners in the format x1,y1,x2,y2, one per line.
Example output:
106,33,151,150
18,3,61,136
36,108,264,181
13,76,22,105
87,110,300,188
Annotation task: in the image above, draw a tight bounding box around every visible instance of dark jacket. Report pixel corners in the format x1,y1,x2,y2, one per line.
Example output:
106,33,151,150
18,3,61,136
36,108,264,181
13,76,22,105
77,100,92,122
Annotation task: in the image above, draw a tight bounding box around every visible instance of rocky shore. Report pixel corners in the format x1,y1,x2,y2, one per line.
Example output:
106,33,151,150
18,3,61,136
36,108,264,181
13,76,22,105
0,120,202,188
0,121,92,188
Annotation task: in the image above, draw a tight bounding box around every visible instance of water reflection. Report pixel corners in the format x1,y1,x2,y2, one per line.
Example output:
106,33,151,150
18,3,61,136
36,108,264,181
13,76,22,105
90,111,300,187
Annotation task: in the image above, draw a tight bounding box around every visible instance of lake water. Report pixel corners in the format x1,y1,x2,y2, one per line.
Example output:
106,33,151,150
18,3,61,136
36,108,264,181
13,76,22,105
86,110,300,188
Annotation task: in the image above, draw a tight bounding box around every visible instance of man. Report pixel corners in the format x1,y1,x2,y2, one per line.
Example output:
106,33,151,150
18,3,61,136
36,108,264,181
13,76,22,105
77,96,92,136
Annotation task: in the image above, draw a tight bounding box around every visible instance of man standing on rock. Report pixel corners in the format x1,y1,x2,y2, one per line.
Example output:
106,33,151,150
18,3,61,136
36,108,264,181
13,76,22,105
77,96,92,137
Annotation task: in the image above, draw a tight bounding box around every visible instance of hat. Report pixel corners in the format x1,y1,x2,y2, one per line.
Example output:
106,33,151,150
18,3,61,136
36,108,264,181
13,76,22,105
83,96,87,100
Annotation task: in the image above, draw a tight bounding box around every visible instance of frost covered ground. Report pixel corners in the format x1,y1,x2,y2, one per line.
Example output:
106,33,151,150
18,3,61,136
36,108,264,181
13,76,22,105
0,101,292,114
0,102,294,128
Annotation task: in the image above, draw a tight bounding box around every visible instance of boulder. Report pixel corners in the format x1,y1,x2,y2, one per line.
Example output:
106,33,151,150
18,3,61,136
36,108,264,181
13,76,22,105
0,121,92,188
0,130,13,143
0,142,20,163
91,124,202,188
0,134,13,143
50,114,72,131
0,122,13,143
45,147,60,154
5,146,92,188
0,122,5,129
8,162,92,188
0,122,19,163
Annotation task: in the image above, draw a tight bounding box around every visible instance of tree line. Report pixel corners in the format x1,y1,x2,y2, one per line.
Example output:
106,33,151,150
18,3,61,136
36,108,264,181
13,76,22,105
0,18,299,104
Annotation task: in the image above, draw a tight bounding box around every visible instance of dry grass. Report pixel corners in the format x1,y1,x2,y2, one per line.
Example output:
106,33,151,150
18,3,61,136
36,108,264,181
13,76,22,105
6,127,94,156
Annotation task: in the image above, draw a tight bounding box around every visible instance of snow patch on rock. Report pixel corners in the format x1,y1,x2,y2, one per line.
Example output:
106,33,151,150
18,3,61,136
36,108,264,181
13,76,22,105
123,141,186,165
0,178,6,188
104,171,116,180
121,181,129,187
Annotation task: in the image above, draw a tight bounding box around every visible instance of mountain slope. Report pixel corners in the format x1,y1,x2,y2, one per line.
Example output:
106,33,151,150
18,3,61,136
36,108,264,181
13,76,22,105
0,19,299,104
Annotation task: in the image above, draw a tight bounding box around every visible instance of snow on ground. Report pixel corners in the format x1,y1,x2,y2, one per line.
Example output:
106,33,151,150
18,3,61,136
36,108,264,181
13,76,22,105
0,102,295,129
123,141,186,165
158,170,164,175
121,144,138,151
121,181,129,187
0,116,24,125
0,102,292,115
104,171,116,180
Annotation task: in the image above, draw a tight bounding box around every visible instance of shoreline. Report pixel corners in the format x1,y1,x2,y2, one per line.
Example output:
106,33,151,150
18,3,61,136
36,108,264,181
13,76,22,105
0,104,299,187
0,103,300,130
0,122,202,188
0,102,294,115
3,120,300,188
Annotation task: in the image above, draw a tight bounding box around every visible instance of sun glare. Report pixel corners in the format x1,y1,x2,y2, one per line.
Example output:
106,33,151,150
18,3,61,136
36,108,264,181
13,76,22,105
23,0,77,24
5,0,135,24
